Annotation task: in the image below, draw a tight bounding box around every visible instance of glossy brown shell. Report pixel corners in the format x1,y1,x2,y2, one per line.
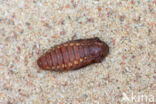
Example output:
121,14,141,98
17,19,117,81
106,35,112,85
37,37,109,71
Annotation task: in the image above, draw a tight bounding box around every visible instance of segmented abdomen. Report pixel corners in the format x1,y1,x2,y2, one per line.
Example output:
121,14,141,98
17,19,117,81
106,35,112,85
37,41,92,71
37,37,109,71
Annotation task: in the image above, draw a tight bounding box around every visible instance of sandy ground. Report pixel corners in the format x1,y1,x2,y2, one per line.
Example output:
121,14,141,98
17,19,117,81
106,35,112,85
0,0,156,104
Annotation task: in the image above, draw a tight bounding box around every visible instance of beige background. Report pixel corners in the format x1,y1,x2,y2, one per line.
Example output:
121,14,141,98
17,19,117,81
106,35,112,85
0,0,156,104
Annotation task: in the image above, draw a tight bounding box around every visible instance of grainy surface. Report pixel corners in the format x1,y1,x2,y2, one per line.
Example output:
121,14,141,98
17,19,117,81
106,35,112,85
0,0,156,104
37,37,109,71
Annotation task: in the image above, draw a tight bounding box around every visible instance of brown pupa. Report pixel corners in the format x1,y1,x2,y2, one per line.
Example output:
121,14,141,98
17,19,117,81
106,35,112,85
37,37,109,71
